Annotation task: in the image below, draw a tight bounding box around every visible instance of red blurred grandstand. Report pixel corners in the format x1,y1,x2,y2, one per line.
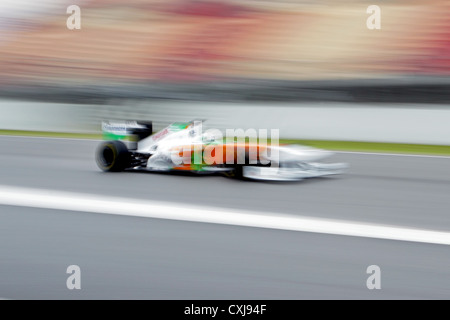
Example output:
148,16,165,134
0,0,448,87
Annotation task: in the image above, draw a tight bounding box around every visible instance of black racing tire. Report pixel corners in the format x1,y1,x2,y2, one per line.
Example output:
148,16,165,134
223,165,243,180
223,155,272,180
223,155,250,180
96,140,130,172
223,151,254,180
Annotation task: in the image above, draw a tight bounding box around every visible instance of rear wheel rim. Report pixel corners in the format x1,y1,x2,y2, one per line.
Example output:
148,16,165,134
99,145,115,168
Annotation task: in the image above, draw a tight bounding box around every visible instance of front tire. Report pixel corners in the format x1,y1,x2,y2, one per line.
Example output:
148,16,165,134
96,140,130,172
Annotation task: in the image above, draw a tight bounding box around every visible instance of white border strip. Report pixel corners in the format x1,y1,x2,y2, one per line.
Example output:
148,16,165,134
0,185,449,245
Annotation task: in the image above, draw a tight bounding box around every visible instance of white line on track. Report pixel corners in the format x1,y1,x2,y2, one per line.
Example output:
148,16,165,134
0,185,449,245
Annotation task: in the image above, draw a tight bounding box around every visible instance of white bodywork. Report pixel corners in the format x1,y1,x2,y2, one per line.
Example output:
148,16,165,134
132,121,348,180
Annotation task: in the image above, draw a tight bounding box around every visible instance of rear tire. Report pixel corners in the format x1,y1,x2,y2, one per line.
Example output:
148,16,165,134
96,140,130,172
223,165,243,179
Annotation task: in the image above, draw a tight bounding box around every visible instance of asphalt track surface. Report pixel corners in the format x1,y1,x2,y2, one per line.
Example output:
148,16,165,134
0,136,449,299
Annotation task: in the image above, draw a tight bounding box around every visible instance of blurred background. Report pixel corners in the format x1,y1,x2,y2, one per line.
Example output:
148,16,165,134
0,0,449,141
1,1,450,301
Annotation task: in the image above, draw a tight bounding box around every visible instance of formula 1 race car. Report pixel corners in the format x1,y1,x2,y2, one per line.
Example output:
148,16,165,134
95,120,348,181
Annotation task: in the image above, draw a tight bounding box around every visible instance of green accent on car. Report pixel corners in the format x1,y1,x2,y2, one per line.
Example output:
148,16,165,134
102,131,129,141
102,131,136,141
169,122,191,132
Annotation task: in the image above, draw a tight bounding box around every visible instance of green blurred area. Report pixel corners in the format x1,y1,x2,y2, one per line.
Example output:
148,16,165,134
1,129,449,156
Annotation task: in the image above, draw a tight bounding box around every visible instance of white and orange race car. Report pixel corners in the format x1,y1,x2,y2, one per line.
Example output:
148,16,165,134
95,120,347,181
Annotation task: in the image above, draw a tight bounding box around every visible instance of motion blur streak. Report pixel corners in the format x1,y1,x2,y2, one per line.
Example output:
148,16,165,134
1,0,449,86
335,151,450,159
0,185,449,245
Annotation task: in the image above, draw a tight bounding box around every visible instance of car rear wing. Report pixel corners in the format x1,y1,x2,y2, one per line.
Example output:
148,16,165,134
101,120,153,148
